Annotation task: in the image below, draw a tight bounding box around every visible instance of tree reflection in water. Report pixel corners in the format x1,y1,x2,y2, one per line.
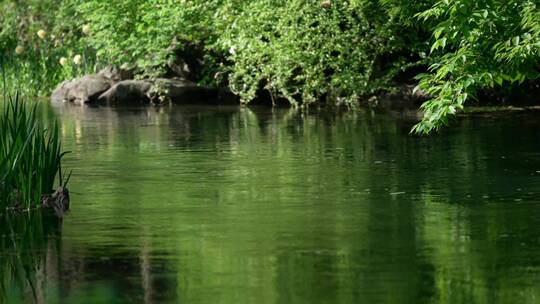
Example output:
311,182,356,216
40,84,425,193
4,104,540,303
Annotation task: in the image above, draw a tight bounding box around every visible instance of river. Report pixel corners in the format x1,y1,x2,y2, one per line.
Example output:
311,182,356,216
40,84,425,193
2,104,540,303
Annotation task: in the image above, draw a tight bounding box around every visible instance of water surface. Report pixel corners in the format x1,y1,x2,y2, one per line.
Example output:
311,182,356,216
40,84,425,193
2,104,540,303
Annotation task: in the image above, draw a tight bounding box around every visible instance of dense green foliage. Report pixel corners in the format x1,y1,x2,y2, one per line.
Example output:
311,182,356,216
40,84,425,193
217,1,430,106
0,94,69,211
0,1,96,95
1,0,539,133
414,0,540,133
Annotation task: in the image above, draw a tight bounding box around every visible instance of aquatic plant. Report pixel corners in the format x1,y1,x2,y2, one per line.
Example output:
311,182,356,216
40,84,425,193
0,93,71,212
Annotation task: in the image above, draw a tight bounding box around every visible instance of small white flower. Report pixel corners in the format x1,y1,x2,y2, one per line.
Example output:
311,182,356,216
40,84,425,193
73,54,82,65
59,57,68,66
37,29,47,40
229,46,236,56
15,45,24,55
82,24,91,35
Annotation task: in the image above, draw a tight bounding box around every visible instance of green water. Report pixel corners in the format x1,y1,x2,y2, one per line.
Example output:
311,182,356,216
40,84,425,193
3,104,540,303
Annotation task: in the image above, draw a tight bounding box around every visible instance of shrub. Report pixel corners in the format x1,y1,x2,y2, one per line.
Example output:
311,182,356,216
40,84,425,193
216,0,431,106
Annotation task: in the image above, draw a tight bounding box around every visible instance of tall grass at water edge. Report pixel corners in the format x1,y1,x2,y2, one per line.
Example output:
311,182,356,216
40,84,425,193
0,91,71,213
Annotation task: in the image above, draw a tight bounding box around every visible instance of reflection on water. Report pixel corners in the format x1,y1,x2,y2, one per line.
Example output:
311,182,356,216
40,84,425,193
0,214,67,304
3,103,540,303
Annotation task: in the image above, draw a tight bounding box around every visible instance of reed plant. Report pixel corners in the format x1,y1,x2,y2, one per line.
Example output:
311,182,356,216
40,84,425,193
0,93,70,212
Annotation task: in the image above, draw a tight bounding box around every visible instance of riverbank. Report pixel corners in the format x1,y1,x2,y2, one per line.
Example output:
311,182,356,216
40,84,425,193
3,0,539,134
49,67,540,126
49,65,431,109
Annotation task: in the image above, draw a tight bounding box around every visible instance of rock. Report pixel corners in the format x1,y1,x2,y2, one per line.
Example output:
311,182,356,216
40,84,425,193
70,75,112,104
97,78,217,104
52,68,221,105
51,66,134,105
97,80,152,104
98,65,134,82
51,80,76,104
51,75,112,105
152,78,217,104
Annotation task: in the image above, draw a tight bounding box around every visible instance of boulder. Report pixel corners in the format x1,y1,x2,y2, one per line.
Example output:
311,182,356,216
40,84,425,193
98,66,134,82
51,75,112,105
52,68,221,105
152,78,217,104
97,78,217,104
97,80,152,104
51,80,76,104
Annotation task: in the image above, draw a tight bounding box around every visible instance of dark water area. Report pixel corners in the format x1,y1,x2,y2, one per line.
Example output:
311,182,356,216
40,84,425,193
2,103,540,303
